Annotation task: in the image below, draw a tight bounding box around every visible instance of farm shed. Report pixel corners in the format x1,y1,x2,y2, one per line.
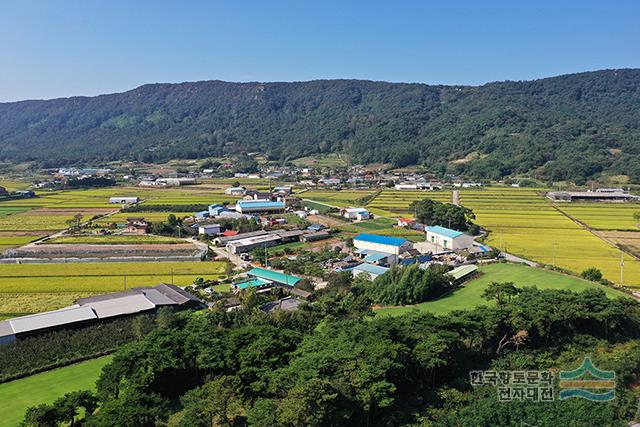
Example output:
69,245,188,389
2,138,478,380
351,263,390,280
353,233,412,255
246,267,302,287
109,196,140,204
235,200,286,214
448,264,479,284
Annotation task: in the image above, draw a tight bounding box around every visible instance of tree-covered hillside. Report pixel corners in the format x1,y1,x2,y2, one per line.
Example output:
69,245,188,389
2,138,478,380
1,69,639,182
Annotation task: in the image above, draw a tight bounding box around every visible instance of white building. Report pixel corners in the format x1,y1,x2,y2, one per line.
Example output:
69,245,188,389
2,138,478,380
225,187,246,195
109,197,139,204
198,224,222,236
353,233,412,255
343,207,371,221
425,225,474,250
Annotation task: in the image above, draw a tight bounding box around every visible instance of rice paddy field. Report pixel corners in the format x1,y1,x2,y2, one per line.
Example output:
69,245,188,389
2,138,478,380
0,185,239,250
0,261,226,319
554,203,640,231
300,189,376,207
363,187,640,286
366,190,452,216
459,188,640,286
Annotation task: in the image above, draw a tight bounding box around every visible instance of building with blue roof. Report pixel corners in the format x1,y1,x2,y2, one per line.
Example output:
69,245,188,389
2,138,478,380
195,210,210,219
353,233,412,255
235,200,286,214
425,225,474,250
208,204,227,217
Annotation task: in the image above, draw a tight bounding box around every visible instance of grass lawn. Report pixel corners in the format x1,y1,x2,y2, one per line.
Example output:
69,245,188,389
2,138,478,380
374,263,629,317
0,356,112,427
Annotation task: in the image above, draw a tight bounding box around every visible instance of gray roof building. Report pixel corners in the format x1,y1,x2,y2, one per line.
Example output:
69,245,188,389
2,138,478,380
0,284,203,344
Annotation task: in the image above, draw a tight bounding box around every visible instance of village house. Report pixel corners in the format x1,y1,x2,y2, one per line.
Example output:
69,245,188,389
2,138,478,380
225,186,246,196
424,225,475,251
342,207,371,221
122,217,148,234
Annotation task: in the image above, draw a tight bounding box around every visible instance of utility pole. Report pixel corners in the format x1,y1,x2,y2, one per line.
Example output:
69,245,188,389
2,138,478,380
171,268,174,285
124,274,127,291
264,243,268,267
552,241,557,268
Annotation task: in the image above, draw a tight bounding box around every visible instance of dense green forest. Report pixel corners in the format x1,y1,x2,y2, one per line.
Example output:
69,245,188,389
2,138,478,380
23,283,640,426
1,69,640,181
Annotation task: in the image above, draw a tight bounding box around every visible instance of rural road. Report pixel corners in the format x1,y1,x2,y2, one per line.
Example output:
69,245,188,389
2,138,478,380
501,252,538,267
452,190,460,206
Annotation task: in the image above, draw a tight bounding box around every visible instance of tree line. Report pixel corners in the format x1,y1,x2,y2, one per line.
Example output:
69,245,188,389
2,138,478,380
22,282,640,426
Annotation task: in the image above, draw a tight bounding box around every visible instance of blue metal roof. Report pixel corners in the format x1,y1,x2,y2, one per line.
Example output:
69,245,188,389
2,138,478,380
353,263,389,276
237,201,285,209
425,225,463,239
354,233,407,247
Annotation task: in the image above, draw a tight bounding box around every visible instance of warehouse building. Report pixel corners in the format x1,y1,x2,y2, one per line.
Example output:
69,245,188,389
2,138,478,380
235,200,286,214
353,233,412,255
0,284,202,345
109,196,140,204
546,189,638,202
425,225,475,251
233,268,302,290
226,234,282,254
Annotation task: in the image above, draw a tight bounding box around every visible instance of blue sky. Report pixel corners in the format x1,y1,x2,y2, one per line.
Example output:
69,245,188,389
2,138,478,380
1,0,639,101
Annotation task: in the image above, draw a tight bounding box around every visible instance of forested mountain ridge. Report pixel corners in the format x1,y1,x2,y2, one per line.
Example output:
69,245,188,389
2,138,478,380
1,69,639,182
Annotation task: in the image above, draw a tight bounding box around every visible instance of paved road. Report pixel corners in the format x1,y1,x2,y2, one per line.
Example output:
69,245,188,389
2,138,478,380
452,190,460,206
501,252,538,267
209,244,246,268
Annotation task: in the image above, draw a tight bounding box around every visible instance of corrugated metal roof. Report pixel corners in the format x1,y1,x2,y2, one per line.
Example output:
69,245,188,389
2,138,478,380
9,306,97,334
0,320,15,338
353,263,390,276
247,267,301,286
87,294,156,319
449,264,478,280
234,278,272,289
154,283,203,304
364,251,393,262
237,201,285,209
354,233,407,247
140,288,177,305
425,225,464,239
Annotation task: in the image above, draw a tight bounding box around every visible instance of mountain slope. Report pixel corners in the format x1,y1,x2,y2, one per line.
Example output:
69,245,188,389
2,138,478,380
1,69,639,181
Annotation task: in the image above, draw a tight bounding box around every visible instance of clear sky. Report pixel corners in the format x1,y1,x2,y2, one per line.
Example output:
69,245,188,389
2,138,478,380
1,0,639,102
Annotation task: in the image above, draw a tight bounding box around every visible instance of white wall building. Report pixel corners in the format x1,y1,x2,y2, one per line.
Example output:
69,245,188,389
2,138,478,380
425,225,474,250
353,233,412,255
198,224,222,236
109,197,139,204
